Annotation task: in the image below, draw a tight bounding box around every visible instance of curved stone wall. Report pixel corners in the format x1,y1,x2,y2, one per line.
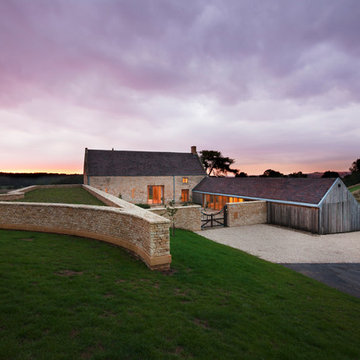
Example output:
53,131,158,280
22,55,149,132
0,200,171,270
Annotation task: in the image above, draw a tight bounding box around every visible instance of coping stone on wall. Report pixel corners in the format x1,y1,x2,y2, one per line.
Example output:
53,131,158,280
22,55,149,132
0,184,171,270
83,185,169,223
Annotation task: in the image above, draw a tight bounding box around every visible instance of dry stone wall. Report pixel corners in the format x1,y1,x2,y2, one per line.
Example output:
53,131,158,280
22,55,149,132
150,205,201,231
0,184,82,201
226,201,267,227
0,185,171,270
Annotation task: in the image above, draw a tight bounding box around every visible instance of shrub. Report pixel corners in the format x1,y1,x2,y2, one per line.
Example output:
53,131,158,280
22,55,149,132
136,203,151,209
182,201,195,206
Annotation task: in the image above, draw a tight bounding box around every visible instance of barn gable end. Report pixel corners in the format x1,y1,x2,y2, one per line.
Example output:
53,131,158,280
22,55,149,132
319,178,360,234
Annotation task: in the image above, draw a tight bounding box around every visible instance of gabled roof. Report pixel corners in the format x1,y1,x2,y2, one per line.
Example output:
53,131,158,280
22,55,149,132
85,149,206,177
193,177,337,205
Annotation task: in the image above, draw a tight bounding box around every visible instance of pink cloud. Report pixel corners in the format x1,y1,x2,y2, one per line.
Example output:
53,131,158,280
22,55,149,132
0,0,359,174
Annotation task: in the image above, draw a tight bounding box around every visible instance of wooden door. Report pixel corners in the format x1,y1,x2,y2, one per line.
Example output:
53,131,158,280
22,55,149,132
181,189,189,202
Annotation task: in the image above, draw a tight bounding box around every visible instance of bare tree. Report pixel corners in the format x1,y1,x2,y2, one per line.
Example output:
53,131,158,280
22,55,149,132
163,200,178,236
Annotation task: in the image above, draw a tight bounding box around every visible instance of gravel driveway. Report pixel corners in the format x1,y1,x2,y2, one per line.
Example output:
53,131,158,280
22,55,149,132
196,225,360,297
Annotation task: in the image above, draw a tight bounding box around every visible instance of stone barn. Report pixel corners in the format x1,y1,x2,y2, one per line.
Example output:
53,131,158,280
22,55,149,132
83,146,206,205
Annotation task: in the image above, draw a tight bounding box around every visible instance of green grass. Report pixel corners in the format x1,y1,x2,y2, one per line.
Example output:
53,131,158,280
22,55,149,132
349,184,360,193
15,187,106,206
0,229,359,360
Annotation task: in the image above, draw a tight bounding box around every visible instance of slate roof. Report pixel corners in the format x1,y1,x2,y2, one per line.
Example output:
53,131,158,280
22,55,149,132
85,149,206,177
193,177,337,205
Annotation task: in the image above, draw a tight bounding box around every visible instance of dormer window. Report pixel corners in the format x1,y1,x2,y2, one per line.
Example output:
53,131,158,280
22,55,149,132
182,177,188,184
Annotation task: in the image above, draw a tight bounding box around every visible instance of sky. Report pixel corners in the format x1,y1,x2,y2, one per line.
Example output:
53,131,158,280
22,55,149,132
1,0,359,175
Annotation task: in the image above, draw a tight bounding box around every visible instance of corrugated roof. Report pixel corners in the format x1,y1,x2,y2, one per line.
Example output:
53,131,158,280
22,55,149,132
193,177,337,205
85,149,206,176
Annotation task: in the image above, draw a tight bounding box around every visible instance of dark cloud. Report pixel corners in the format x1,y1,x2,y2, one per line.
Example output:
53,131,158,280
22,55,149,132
0,0,359,173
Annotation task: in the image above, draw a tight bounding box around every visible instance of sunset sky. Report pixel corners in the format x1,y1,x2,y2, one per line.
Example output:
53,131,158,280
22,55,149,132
1,0,359,175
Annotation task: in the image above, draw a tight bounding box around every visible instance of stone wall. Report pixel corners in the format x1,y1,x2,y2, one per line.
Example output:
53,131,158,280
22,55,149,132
0,185,171,270
86,175,205,205
0,184,82,201
226,201,267,227
0,186,37,201
150,205,201,231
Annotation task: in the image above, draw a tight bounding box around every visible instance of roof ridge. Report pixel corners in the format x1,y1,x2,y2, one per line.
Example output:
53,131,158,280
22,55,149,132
87,149,192,155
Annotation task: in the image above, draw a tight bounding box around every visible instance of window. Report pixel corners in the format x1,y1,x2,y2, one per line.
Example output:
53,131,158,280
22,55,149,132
148,185,164,205
182,177,188,184
181,189,189,202
131,188,135,198
203,195,243,210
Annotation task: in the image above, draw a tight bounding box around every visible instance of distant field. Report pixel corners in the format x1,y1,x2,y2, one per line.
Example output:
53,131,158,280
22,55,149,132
0,229,360,359
349,184,360,193
15,187,107,206
349,184,360,203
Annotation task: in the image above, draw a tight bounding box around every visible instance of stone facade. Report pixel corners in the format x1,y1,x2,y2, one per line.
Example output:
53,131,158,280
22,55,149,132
0,185,171,270
150,205,202,231
226,201,267,227
85,175,205,205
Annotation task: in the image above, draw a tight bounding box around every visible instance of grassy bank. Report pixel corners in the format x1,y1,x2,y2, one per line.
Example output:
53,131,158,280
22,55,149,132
349,184,360,202
349,184,360,192
14,187,106,206
0,229,359,359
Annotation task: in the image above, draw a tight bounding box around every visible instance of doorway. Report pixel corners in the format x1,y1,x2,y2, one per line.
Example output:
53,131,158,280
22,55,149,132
148,185,164,205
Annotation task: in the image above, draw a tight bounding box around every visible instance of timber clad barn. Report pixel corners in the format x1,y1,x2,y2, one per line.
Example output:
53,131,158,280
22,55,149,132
193,177,360,234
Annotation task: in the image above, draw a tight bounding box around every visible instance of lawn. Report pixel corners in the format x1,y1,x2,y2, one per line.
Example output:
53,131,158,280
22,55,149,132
15,187,106,206
0,229,359,359
349,183,360,193
349,184,360,202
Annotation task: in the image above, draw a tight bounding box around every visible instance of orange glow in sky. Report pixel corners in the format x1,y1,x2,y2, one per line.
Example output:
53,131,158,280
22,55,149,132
0,2,358,177
1,163,82,174
1,159,348,176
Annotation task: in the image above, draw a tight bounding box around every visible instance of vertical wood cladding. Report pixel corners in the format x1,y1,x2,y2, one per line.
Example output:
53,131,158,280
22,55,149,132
268,203,319,233
319,180,360,234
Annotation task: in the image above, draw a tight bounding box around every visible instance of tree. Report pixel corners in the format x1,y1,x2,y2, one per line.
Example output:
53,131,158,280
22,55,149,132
321,171,340,178
343,158,360,186
200,150,238,176
260,169,284,178
349,159,360,174
163,200,178,236
288,171,307,178
235,171,248,177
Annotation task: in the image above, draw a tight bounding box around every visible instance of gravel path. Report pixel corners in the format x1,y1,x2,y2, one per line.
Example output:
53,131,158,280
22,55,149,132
197,225,360,297
196,224,360,264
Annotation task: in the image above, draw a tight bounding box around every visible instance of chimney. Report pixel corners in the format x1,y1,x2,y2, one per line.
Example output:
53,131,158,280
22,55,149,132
191,146,197,154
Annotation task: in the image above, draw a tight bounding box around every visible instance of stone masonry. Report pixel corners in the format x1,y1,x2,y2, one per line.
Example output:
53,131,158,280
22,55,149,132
85,175,205,205
226,201,267,227
0,185,171,270
150,205,202,231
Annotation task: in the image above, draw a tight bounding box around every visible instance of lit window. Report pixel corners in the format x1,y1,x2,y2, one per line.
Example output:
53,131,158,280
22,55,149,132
148,185,164,205
182,177,188,184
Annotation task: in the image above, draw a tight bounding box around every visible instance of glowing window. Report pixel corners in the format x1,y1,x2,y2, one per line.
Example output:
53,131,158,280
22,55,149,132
182,177,188,184
148,185,164,205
